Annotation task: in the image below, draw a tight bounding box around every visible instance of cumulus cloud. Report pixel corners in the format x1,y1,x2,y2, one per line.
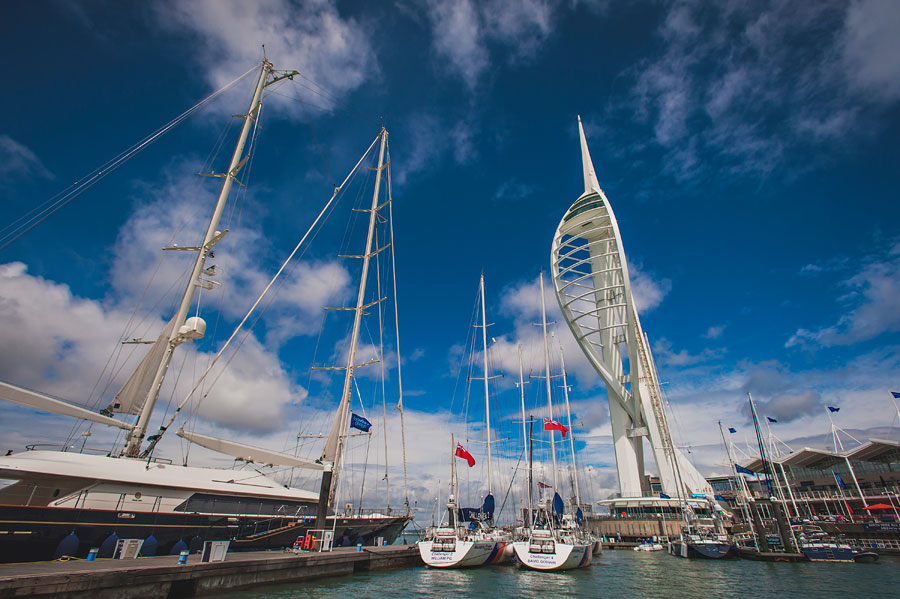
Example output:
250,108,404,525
787,239,900,347
0,135,54,181
0,261,308,434
155,0,376,113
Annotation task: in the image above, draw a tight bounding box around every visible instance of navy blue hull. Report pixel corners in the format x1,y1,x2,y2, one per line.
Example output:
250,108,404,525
0,504,410,563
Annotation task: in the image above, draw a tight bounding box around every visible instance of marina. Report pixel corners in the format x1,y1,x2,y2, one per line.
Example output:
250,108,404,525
2,2,900,597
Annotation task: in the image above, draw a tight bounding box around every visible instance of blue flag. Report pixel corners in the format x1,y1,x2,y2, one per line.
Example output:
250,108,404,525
834,472,846,489
659,493,671,499
735,464,755,475
828,406,840,413
350,413,372,432
728,427,737,433
766,416,777,423
892,391,900,399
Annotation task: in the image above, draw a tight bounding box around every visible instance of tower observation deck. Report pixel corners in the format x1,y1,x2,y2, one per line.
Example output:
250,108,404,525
550,118,712,499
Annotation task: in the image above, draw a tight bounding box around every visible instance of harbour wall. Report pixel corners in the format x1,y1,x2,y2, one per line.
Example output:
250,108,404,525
0,545,422,599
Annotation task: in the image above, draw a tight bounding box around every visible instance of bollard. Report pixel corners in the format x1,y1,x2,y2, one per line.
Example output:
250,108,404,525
178,550,189,565
86,548,99,561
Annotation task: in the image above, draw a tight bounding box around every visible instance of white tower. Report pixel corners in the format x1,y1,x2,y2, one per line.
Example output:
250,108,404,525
550,117,711,498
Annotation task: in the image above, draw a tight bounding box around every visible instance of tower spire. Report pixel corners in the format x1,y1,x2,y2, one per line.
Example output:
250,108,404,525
577,115,601,195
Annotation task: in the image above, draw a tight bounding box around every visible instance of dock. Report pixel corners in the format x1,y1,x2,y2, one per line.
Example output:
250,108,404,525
0,545,422,599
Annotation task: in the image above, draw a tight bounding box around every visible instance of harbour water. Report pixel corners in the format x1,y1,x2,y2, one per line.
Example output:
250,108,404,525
217,550,898,598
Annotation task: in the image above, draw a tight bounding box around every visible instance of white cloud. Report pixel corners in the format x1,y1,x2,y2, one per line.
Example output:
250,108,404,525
653,337,725,367
425,0,486,90
627,0,900,180
0,261,306,435
704,324,726,339
393,113,476,185
627,259,671,313
841,0,900,102
423,0,558,90
787,239,900,347
0,135,53,181
155,0,376,113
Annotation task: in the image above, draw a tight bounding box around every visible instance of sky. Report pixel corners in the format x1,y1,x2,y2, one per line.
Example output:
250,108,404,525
1,0,900,519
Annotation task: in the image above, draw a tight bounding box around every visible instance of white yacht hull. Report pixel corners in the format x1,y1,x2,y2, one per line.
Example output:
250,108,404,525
417,539,498,568
512,540,592,571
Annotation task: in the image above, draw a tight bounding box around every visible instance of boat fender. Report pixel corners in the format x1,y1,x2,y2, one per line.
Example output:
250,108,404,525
53,532,80,560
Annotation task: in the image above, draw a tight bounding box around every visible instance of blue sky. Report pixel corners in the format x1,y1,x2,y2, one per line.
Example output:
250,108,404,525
1,0,899,509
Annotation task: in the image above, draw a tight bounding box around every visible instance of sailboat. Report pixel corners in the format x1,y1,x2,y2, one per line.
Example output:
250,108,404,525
0,60,411,563
512,273,592,571
418,275,512,568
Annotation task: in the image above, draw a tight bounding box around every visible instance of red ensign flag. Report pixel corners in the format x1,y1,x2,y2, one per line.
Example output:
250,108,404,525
543,418,569,438
454,443,476,467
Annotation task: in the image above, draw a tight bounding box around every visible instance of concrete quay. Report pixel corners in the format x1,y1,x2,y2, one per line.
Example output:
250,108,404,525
0,545,422,599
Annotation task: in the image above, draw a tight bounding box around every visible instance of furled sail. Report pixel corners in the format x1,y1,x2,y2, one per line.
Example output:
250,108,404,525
0,381,132,430
107,318,177,415
176,429,324,470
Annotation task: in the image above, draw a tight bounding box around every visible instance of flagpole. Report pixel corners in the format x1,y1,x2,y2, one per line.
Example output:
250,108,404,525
828,406,868,510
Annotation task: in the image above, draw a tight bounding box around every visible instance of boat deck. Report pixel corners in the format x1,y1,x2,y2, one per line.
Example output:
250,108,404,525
0,545,422,598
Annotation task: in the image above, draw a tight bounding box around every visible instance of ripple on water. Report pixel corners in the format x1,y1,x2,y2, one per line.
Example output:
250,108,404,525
216,551,898,599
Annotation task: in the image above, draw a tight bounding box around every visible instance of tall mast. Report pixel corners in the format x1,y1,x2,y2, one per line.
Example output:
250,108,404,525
479,274,493,495
316,128,389,528
517,344,532,526
559,345,580,507
123,60,273,457
539,272,559,493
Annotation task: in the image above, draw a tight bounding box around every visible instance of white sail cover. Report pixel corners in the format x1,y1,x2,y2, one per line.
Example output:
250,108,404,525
176,429,324,470
0,381,132,430
108,318,177,415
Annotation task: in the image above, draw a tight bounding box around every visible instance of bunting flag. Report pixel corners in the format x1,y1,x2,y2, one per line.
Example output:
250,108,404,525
828,406,840,413
349,413,372,432
766,416,778,423
735,464,755,475
454,442,475,467
537,481,553,489
728,427,737,433
834,472,846,489
543,418,569,438
892,391,900,399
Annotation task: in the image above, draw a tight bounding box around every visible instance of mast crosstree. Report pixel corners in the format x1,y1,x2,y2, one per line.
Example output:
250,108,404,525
550,117,711,498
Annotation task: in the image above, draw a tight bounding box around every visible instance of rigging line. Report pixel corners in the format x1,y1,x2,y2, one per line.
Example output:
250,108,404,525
0,66,257,251
264,88,332,114
374,229,390,511
142,132,381,445
295,72,343,106
385,148,409,510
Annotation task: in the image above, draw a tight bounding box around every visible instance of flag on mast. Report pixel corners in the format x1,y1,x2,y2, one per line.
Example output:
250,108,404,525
728,427,737,433
455,442,475,467
828,406,840,413
543,418,569,438
766,416,778,423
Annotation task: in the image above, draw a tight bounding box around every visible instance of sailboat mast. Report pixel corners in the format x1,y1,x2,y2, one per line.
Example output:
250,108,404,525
123,60,273,458
559,346,580,507
539,272,559,493
479,274,493,495
316,128,389,527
